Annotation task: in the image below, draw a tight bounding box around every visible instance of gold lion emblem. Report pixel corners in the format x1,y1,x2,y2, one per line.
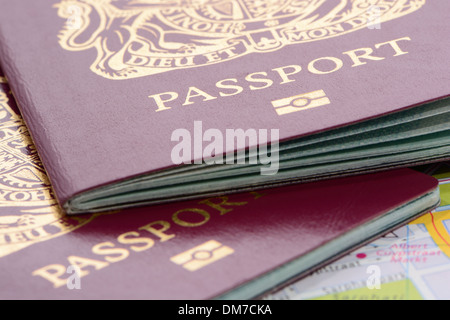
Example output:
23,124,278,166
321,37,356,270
54,0,425,79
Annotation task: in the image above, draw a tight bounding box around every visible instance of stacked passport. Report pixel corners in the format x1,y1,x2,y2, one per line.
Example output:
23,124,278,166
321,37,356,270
0,0,448,214
0,0,449,299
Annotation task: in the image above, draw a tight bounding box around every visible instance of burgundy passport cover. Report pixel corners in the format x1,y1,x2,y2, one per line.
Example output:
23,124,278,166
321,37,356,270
0,1,448,209
0,75,440,298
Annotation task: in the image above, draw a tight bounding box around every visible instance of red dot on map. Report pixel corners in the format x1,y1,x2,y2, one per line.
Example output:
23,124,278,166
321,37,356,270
356,253,367,259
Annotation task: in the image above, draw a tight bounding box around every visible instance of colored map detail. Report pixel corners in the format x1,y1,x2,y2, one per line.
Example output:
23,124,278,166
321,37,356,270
266,162,450,300
312,279,422,300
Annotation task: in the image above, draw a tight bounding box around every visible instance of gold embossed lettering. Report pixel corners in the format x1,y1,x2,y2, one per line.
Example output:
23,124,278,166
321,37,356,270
117,231,155,252
199,196,247,215
245,72,274,90
172,208,210,227
139,220,175,242
67,256,109,276
375,37,411,56
91,242,130,263
32,264,69,288
183,87,217,106
343,47,385,67
272,65,302,84
149,92,178,112
216,78,243,97
308,56,344,75
22,226,52,241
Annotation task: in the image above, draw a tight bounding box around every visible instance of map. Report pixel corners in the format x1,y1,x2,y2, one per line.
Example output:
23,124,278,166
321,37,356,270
266,162,450,300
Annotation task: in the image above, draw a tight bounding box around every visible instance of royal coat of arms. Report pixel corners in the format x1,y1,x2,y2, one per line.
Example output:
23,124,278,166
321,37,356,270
54,0,426,79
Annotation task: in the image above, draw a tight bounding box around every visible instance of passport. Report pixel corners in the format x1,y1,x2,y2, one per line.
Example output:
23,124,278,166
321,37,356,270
0,1,449,214
0,69,442,299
